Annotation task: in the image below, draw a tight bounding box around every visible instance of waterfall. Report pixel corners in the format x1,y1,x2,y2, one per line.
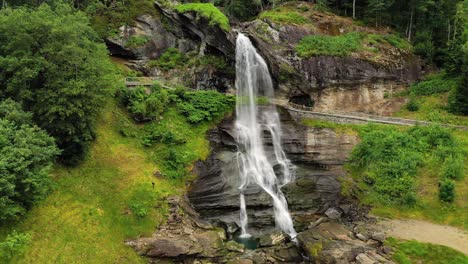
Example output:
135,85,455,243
235,33,297,239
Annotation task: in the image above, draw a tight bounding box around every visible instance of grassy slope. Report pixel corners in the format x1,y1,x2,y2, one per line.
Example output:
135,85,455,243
302,119,468,230
1,97,215,263
393,93,468,126
387,238,468,264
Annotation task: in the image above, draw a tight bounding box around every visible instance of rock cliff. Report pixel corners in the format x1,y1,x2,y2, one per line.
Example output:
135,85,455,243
188,108,359,236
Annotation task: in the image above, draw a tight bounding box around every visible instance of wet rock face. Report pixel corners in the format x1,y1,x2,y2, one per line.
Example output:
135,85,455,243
240,15,422,114
188,108,359,236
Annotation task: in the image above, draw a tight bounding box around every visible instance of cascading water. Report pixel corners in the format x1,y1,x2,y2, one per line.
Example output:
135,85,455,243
235,33,297,240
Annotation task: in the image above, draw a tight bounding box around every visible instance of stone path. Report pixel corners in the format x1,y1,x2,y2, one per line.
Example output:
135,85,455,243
377,219,468,254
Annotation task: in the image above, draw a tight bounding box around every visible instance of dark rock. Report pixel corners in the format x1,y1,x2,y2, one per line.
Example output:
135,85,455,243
259,232,286,247
325,207,342,220
356,233,369,242
371,232,386,243
225,241,245,253
382,246,393,255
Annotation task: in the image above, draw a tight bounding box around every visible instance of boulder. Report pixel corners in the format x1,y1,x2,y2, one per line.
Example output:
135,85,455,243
259,232,286,247
225,241,245,253
325,207,342,220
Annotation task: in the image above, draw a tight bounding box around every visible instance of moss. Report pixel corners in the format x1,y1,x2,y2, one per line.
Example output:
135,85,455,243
175,3,230,31
278,63,296,82
125,35,150,48
307,242,323,260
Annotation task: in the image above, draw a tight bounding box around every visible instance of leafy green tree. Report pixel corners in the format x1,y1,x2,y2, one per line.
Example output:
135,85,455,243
0,101,60,223
0,3,118,164
439,178,456,202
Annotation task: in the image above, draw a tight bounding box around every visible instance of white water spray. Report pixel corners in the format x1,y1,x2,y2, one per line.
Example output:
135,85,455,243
235,33,297,239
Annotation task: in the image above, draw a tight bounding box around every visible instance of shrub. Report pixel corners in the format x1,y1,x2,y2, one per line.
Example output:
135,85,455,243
296,32,362,58
441,155,464,180
0,231,31,261
175,3,230,31
120,83,169,122
410,72,458,96
439,178,455,203
148,48,187,71
406,97,420,112
176,90,235,124
349,125,459,206
142,124,186,147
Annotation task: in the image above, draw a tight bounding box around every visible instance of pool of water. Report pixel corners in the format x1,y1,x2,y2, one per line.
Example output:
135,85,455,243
234,235,259,250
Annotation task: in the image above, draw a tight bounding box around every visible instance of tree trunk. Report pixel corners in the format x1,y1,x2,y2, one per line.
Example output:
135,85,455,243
407,7,414,42
352,0,356,19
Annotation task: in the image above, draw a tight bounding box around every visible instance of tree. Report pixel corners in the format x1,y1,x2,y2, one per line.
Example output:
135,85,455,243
367,0,394,27
0,3,118,165
0,100,60,223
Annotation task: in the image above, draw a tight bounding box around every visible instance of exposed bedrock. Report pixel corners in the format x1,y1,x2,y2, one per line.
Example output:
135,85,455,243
188,107,359,236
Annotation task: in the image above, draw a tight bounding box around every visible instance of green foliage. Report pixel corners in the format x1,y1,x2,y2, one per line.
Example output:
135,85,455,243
125,35,149,48
441,155,465,180
349,125,462,206
260,8,308,24
127,184,160,219
387,238,468,264
0,99,32,126
175,3,230,31
0,231,30,262
439,178,456,203
410,72,459,96
406,97,420,112
175,90,235,124
85,0,159,37
198,55,230,71
384,34,412,50
142,123,186,147
296,33,362,57
0,3,118,165
148,48,187,71
0,117,60,223
225,0,262,21
120,83,169,122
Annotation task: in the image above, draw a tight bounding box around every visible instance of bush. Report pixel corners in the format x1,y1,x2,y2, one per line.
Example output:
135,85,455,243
349,125,460,206
175,3,230,31
148,48,187,71
439,178,456,203
120,83,169,122
410,72,458,96
175,90,235,124
296,32,362,58
406,97,420,111
0,231,31,261
441,156,464,180
142,124,186,147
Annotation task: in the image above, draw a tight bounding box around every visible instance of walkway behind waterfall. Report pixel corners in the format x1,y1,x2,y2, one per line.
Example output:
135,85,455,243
124,77,468,131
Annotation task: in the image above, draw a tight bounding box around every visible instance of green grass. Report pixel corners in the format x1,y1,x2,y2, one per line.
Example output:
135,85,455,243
296,32,363,57
125,35,150,48
296,32,413,58
302,118,468,230
387,238,468,264
394,93,468,126
0,95,221,263
409,72,459,96
175,3,230,31
259,7,308,24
